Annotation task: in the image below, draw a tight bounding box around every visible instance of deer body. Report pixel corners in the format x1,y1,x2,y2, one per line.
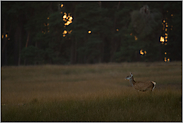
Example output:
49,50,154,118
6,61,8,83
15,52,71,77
125,73,156,92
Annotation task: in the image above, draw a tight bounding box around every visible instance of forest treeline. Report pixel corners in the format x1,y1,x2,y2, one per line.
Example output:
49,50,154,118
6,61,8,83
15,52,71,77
1,2,182,65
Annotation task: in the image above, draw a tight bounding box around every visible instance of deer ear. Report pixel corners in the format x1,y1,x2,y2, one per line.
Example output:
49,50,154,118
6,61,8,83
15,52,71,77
130,72,133,76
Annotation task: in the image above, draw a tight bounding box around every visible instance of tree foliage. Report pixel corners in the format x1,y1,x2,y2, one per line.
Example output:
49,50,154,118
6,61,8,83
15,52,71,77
1,2,182,66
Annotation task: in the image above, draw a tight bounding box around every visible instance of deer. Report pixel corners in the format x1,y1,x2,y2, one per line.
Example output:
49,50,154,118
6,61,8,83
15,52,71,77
125,72,156,92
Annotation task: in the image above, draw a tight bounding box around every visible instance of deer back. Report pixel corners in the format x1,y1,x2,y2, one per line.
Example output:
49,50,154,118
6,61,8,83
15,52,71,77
133,81,153,91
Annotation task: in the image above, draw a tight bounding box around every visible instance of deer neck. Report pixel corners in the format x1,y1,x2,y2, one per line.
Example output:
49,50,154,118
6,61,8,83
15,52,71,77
130,76,136,85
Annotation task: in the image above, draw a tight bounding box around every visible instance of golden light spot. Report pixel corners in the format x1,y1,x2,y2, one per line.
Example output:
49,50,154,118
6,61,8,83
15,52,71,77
63,34,66,37
63,18,67,22
5,34,8,38
88,30,92,34
165,36,168,39
167,58,170,62
166,25,168,27
171,14,173,16
47,17,49,19
63,30,67,35
165,43,167,45
61,12,63,14
63,13,73,26
2,35,4,39
160,36,164,43
134,36,138,40
165,39,167,42
164,57,167,62
165,28,167,31
69,16,73,20
63,14,67,19
163,20,165,23
144,51,147,54
165,52,167,55
61,4,63,8
47,23,49,26
116,29,119,31
65,21,71,26
165,33,168,35
140,49,144,55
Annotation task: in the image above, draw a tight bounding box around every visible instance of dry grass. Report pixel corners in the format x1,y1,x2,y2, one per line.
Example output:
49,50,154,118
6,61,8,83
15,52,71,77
1,62,182,121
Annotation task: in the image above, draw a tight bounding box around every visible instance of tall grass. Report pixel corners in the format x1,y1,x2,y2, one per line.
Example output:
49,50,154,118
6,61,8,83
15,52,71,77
1,62,182,121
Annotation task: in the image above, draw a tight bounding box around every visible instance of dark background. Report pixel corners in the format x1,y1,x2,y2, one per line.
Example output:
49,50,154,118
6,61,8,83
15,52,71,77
1,2,182,66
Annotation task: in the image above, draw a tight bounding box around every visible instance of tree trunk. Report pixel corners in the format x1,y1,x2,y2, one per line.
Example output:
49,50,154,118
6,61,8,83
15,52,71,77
2,20,7,54
110,2,120,62
70,39,74,64
14,23,22,66
18,26,22,66
70,37,78,64
14,28,19,66
2,20,12,66
26,31,30,47
74,40,77,64
2,20,7,66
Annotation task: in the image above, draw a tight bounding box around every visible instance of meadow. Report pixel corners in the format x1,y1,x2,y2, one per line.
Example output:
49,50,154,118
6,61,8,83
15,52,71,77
1,62,182,121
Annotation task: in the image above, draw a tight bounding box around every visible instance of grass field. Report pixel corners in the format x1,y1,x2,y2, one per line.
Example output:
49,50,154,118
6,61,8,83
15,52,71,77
1,62,182,121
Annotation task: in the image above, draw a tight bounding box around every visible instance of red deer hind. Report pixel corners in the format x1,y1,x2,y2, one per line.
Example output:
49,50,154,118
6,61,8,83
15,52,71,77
125,72,156,92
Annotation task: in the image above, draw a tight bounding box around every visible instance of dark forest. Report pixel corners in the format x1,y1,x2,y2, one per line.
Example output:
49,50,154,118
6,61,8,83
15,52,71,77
1,2,182,66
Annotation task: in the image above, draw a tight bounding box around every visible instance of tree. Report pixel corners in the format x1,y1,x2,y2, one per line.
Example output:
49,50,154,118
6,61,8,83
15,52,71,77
1,2,181,66
68,2,112,64
115,3,163,62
